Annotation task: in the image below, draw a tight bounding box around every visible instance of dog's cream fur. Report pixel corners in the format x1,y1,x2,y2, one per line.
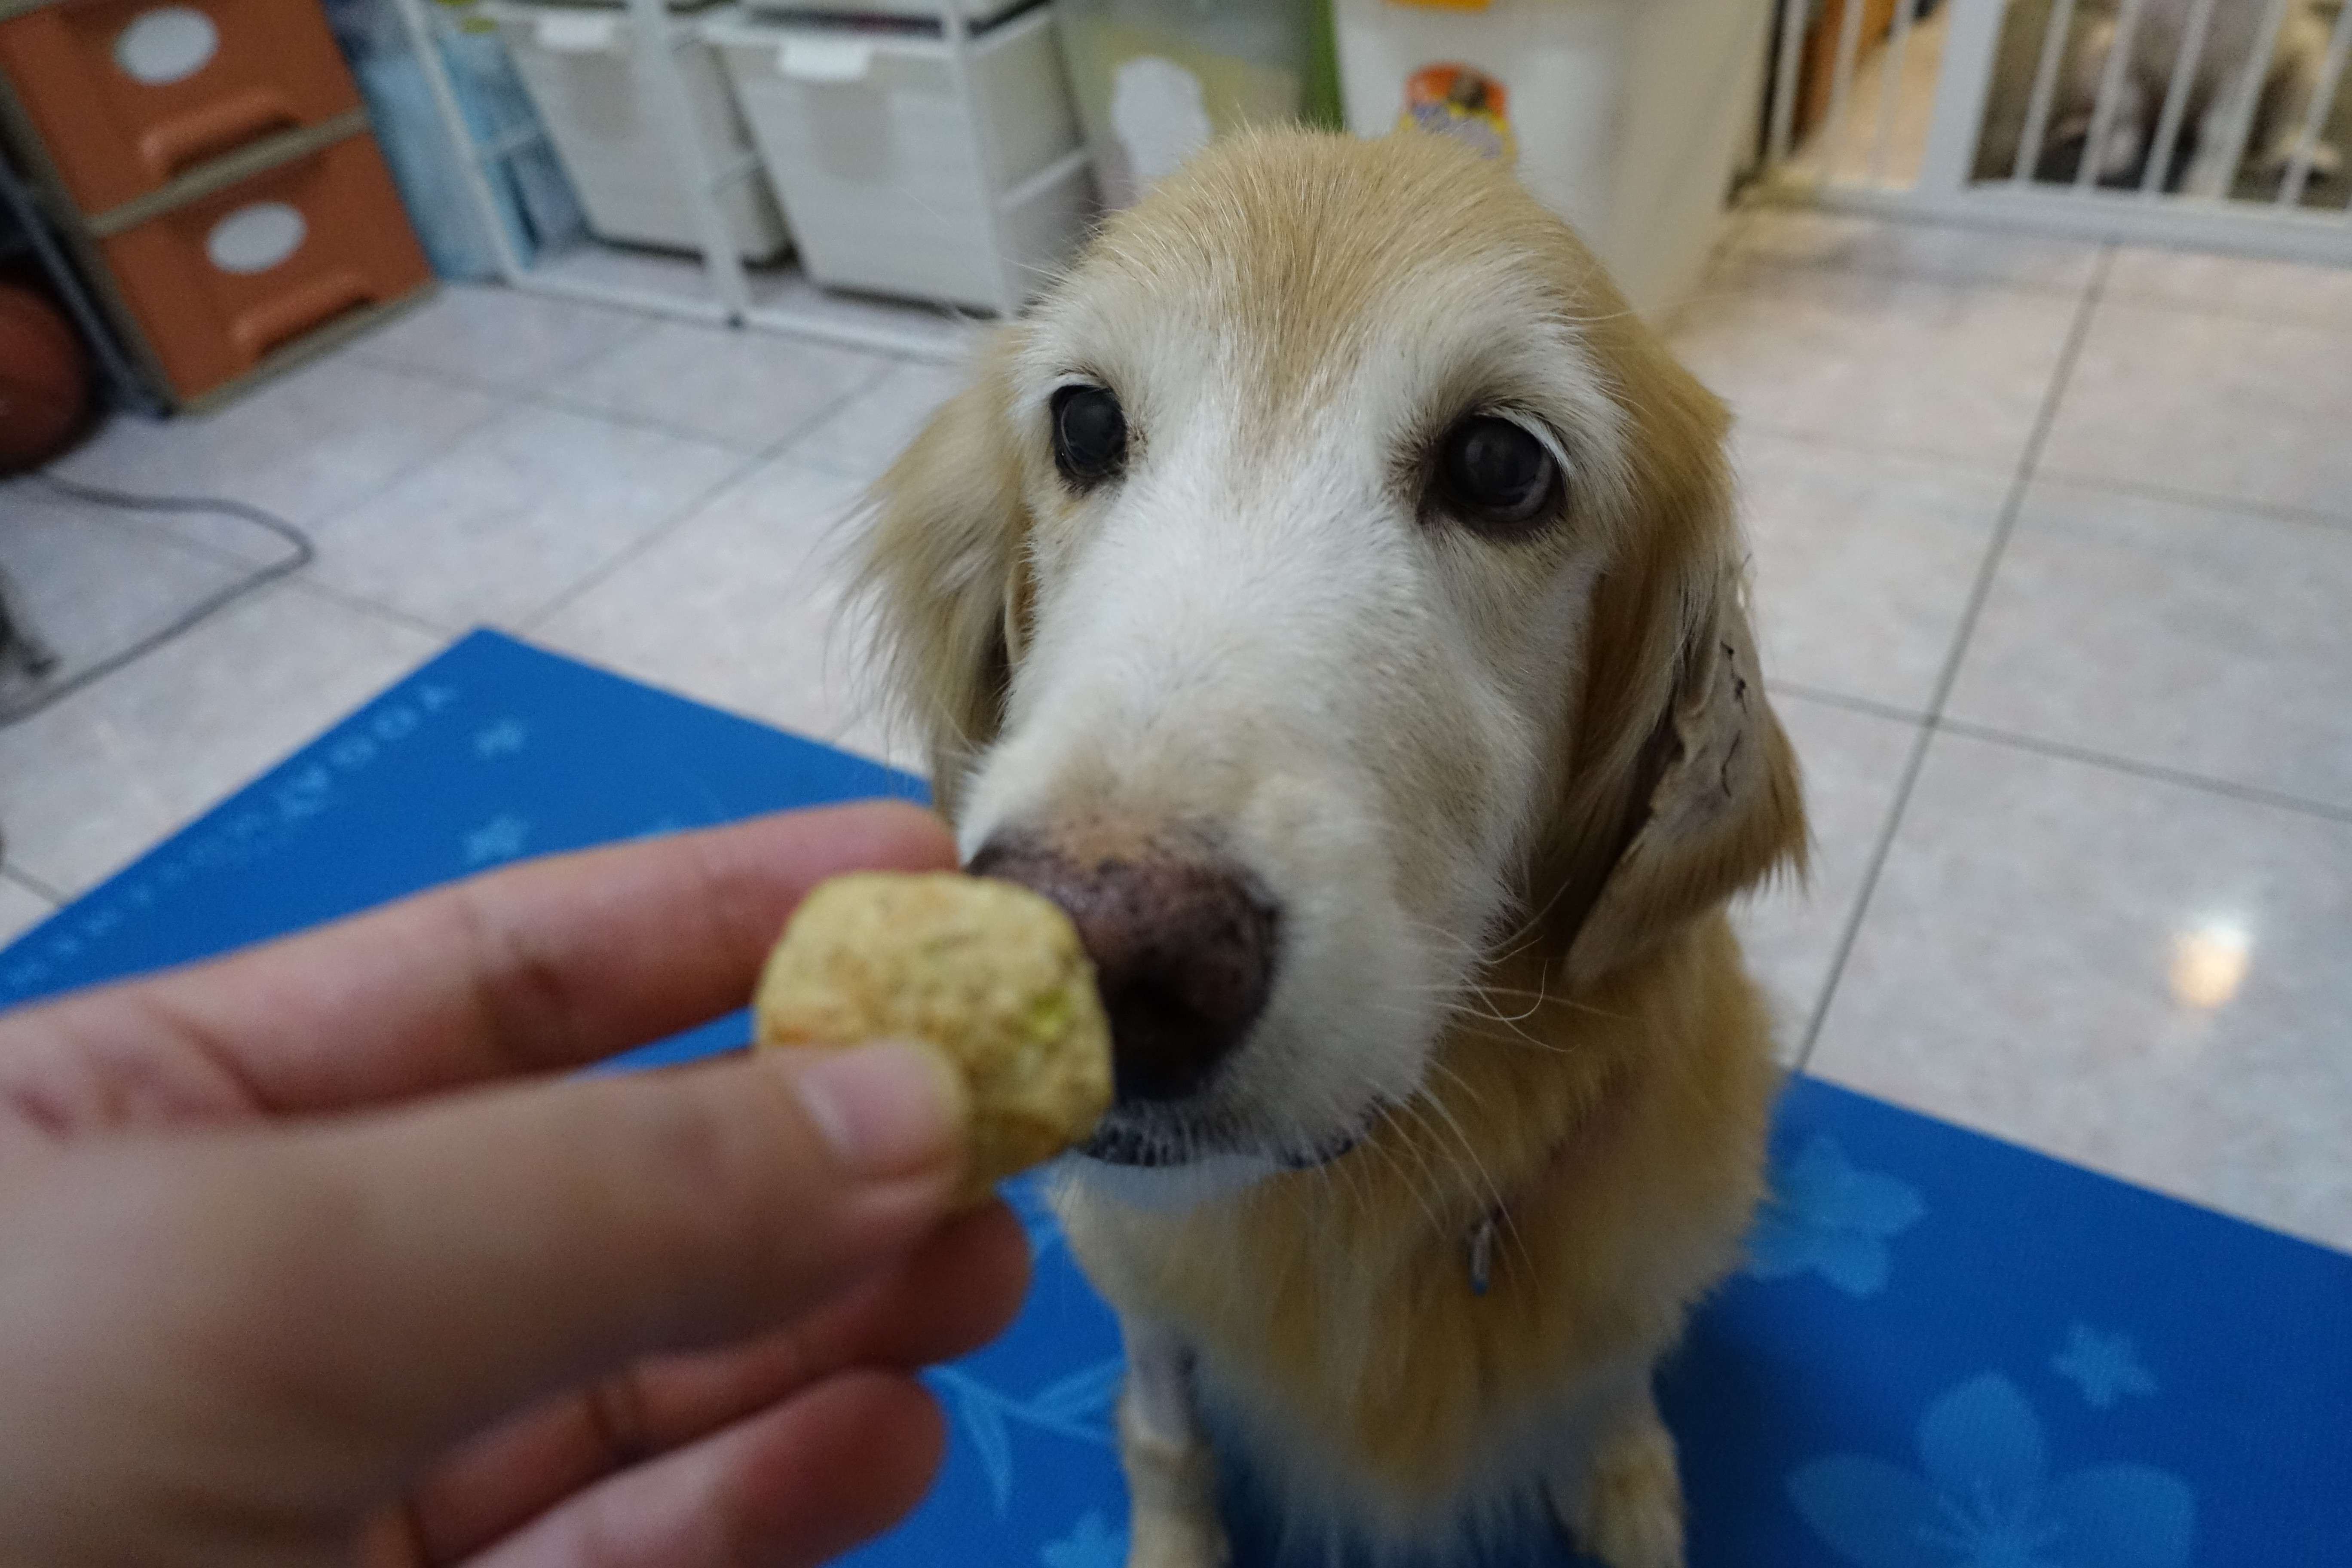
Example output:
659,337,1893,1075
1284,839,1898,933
857,132,1804,1567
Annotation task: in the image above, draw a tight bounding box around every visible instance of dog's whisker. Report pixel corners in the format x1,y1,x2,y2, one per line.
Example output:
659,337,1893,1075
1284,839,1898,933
1349,994,1605,1050
1408,1070,1550,1288
1381,1098,1470,1238
1398,1080,1510,1234
1445,1021,1577,1056
1359,1101,1451,1243
1462,988,1545,1026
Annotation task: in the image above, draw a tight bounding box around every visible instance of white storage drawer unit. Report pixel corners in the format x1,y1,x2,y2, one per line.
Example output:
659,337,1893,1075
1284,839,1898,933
707,4,1092,312
1333,0,1765,322
496,2,791,259
744,0,1033,21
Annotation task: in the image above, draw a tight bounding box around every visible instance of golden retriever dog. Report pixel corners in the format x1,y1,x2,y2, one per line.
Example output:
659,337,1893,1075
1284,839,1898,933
857,130,1804,1568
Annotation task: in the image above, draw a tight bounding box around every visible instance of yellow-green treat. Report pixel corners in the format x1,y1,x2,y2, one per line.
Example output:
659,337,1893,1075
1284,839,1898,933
754,872,1112,1203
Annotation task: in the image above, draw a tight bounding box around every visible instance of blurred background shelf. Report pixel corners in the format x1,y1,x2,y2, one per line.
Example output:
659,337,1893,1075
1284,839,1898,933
0,0,433,409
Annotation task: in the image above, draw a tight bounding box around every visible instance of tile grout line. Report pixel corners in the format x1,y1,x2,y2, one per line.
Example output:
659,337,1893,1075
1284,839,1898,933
38,481,460,646
311,337,889,636
278,576,462,644
0,863,66,905
509,451,770,637
1730,418,2056,483
357,312,897,459
5,512,441,750
352,327,907,635
1934,718,2352,827
514,356,902,637
355,307,935,463
2028,463,2352,537
1792,244,2116,1074
1767,678,1931,727
270,361,530,541
90,335,891,642
1706,249,2105,302
55,491,468,663
366,355,789,457
1769,678,2352,828
748,354,906,466
345,303,664,393
530,332,911,458
521,390,807,456
43,358,523,576
2086,282,2352,335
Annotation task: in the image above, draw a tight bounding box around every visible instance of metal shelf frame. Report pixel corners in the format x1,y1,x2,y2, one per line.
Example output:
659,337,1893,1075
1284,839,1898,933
384,0,1062,362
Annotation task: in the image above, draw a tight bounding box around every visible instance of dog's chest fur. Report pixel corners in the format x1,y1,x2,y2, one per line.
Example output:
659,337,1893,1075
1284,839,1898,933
1053,916,1777,1540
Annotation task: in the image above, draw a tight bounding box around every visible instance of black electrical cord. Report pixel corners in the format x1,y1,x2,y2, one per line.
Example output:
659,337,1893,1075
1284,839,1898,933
0,472,316,727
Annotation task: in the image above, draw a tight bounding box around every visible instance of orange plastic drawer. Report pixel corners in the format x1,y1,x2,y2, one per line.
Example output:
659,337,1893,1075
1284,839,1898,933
96,130,428,400
0,0,362,215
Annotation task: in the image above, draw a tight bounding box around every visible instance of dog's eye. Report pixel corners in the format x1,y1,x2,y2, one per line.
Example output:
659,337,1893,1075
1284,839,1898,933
1435,416,1559,532
1051,384,1127,487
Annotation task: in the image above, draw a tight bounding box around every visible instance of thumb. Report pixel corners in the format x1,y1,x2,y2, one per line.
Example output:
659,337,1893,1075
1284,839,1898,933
199,1041,970,1472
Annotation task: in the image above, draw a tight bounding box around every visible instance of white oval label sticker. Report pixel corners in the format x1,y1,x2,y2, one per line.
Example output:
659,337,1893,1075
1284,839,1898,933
114,8,221,86
205,202,306,274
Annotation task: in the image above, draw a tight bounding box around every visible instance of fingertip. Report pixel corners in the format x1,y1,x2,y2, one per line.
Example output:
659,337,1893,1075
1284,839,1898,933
778,1041,966,1185
806,800,958,874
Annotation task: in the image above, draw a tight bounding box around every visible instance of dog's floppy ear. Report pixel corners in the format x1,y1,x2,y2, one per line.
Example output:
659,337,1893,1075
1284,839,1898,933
857,336,1029,818
1534,343,1806,989
1559,567,1805,986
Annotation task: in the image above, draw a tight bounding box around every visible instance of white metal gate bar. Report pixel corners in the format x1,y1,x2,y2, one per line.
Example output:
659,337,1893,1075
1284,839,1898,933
1768,0,1809,164
1761,0,2352,269
623,0,751,318
1913,0,2008,192
2139,0,2220,194
2076,0,2151,190
2195,0,2297,196
385,0,532,285
2279,0,2352,203
2011,0,2080,181
930,0,1019,315
1869,0,1926,181
1819,0,1874,176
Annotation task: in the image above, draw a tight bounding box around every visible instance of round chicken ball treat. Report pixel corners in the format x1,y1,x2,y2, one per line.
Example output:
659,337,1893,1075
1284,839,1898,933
754,872,1112,1203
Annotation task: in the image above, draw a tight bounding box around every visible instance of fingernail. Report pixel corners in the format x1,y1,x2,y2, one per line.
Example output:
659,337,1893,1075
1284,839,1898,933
785,1041,963,1181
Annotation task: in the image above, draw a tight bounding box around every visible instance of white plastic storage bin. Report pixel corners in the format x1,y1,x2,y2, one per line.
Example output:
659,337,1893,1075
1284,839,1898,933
1057,0,1325,210
494,2,791,258
706,5,1090,312
530,0,725,11
744,0,1033,23
1334,0,1767,321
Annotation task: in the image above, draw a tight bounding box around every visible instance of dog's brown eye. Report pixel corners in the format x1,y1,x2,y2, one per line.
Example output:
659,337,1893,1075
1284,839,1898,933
1051,384,1127,487
1436,416,1558,532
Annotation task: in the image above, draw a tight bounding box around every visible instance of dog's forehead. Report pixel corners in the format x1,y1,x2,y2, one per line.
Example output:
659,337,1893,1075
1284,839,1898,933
1023,137,1620,414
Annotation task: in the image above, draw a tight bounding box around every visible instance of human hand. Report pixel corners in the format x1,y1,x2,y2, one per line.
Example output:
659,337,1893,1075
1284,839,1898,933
0,802,1029,1568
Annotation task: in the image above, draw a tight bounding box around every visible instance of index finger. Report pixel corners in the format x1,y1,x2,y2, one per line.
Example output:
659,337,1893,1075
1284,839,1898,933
0,802,953,1127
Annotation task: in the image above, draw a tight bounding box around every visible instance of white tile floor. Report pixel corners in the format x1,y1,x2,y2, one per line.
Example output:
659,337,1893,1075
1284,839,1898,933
3,210,2348,1255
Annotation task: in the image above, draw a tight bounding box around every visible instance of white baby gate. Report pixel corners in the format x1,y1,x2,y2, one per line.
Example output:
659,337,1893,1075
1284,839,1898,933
1753,0,2352,266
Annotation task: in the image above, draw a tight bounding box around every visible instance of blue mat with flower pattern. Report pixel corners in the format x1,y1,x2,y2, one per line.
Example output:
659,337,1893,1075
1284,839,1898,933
4,629,2346,1568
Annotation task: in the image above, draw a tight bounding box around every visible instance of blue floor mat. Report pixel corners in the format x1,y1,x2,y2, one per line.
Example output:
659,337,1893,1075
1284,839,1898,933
5,630,2346,1567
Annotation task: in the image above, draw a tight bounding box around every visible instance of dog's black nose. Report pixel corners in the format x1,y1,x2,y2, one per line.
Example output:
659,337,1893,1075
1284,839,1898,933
970,829,1277,1103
